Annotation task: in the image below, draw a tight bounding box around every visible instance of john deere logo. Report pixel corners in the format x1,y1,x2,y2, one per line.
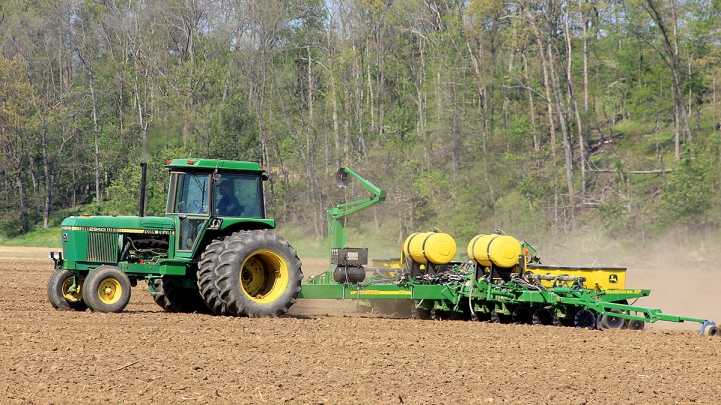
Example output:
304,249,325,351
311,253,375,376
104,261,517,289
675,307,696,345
609,274,618,284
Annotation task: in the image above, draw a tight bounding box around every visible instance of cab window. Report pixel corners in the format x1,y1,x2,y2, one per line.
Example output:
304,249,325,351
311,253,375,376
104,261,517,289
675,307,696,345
171,173,210,214
213,174,263,218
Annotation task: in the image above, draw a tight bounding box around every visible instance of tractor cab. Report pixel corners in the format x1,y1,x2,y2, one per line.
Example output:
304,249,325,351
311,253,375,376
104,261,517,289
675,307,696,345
164,159,270,252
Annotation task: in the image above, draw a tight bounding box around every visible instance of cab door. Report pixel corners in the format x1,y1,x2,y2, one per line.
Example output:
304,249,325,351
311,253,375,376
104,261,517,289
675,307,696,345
166,172,210,253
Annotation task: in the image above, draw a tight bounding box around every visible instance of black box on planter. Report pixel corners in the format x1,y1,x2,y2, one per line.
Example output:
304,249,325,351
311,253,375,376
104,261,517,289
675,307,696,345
331,248,368,266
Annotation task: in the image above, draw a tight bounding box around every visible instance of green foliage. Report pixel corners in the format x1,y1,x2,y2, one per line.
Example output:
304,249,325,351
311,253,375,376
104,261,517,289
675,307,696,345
1,0,721,250
659,154,713,227
0,226,61,247
598,200,634,238
104,147,192,217
0,211,39,238
517,176,550,202
494,192,550,242
412,170,453,226
207,94,260,161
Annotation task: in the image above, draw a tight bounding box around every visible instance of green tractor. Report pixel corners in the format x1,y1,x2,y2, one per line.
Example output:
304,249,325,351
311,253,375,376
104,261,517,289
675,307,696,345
46,158,303,317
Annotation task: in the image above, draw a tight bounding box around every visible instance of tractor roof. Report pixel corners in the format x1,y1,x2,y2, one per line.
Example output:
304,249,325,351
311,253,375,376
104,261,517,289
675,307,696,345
164,158,264,172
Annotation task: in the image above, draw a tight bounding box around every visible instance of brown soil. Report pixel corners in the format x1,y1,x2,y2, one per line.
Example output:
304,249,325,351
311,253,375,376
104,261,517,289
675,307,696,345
1,247,720,404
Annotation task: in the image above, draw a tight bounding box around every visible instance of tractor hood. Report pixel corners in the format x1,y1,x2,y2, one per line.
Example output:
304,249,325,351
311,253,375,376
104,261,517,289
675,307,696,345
60,216,176,267
60,215,175,233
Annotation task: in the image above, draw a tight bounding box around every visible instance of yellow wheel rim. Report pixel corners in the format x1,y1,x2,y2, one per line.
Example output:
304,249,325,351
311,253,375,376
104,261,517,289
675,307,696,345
240,251,289,303
61,277,83,303
97,278,123,305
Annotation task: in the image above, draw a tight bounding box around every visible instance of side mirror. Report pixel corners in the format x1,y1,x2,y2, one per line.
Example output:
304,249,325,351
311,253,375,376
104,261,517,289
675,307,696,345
213,174,222,184
261,173,269,181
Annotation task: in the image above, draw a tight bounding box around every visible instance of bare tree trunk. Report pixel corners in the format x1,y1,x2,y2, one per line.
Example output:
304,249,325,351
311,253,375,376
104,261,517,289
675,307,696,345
307,43,314,128
644,0,692,152
41,117,51,228
89,70,102,202
332,74,340,168
674,102,680,160
411,35,429,171
521,53,539,151
546,42,575,220
306,41,322,237
563,11,586,196
367,45,375,135
16,171,26,215
503,29,517,132
536,38,560,223
467,36,496,215
119,76,125,138
670,1,692,145
580,5,591,190
134,71,150,214
581,0,589,120
351,45,364,161
376,22,386,141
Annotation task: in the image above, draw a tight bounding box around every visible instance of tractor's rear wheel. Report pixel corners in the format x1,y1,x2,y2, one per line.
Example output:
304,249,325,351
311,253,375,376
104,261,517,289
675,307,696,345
197,236,230,315
47,269,87,311
161,276,211,314
214,230,303,317
82,265,131,313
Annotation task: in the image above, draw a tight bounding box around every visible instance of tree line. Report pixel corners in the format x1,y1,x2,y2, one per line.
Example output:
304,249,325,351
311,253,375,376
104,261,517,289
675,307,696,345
0,0,719,245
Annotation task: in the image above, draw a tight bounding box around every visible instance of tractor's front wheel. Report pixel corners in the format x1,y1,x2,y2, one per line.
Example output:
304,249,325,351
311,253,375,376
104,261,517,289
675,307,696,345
214,230,303,317
82,265,132,313
47,269,87,311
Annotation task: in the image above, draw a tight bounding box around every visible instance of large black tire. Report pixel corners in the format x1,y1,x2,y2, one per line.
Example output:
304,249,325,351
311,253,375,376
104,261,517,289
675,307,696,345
150,279,177,312
197,236,230,315
214,230,303,317
161,276,212,314
82,265,132,313
47,269,88,311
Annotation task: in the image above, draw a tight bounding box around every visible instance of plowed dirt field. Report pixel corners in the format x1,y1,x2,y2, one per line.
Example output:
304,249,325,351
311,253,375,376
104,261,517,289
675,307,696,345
1,246,720,404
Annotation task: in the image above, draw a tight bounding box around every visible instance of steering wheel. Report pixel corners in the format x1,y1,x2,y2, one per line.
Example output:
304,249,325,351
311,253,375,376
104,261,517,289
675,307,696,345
191,200,206,214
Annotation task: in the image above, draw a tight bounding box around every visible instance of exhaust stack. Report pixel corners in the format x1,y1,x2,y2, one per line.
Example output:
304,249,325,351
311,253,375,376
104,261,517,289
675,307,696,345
138,160,147,217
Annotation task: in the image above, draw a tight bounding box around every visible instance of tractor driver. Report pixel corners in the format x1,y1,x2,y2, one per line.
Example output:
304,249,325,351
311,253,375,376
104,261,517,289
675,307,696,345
215,180,244,216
